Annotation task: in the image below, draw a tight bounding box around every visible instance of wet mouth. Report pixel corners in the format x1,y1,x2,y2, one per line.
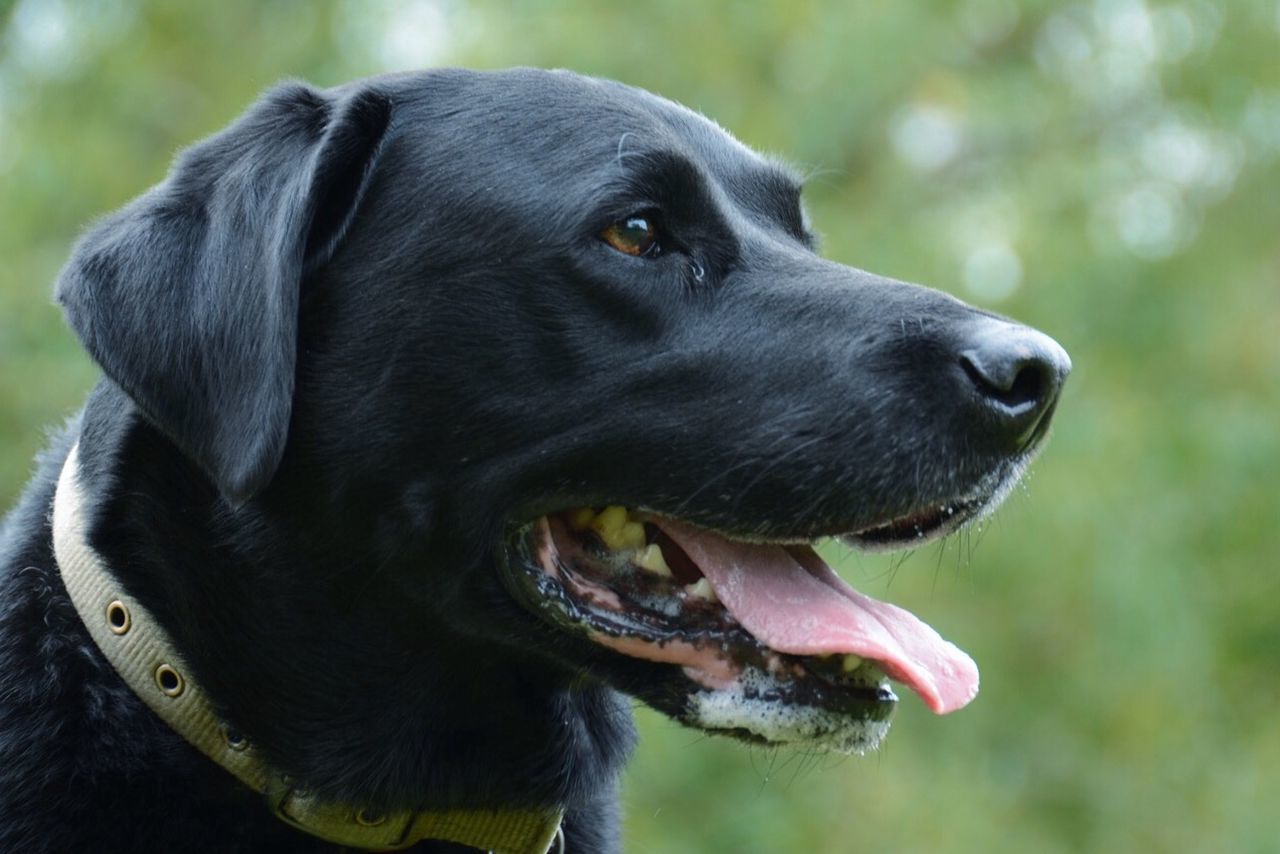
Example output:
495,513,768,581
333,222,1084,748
503,505,980,754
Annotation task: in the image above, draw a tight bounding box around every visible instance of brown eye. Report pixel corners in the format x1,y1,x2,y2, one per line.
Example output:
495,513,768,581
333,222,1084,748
601,215,659,257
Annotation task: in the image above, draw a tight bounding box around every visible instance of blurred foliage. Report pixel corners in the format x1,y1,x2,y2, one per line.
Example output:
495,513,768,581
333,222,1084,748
2,1,1278,851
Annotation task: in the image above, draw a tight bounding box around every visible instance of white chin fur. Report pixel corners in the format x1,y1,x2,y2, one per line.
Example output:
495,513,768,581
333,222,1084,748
686,670,894,756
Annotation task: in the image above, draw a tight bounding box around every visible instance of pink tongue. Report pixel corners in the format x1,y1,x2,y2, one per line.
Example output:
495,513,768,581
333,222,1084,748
655,520,979,714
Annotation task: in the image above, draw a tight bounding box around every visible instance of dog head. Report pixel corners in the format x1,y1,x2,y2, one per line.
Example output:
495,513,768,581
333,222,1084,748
57,69,1069,777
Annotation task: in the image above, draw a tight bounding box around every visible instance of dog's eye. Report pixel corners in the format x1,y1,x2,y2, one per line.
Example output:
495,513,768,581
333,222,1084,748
601,215,660,257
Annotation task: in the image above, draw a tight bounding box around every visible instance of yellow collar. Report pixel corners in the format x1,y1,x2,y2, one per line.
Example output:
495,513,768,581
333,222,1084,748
52,443,563,853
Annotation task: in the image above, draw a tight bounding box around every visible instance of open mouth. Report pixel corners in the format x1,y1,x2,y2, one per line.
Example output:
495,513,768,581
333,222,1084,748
503,503,982,754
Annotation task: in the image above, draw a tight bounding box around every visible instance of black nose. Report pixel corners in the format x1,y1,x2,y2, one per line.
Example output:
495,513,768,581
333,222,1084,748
958,319,1071,450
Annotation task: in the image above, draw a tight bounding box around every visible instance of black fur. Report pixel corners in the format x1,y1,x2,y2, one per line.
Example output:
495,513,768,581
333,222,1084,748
0,68,1067,852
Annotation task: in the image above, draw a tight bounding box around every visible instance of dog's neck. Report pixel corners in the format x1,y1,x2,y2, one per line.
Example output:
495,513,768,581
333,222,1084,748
66,387,634,834
54,441,566,853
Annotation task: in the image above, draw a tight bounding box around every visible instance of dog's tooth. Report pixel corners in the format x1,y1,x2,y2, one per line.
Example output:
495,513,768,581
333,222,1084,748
591,506,636,550
685,578,718,602
842,654,863,673
568,507,596,531
590,505,625,540
619,522,647,550
634,544,672,577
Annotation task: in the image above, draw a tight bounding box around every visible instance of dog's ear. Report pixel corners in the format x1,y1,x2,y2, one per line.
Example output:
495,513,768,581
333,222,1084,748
57,82,392,506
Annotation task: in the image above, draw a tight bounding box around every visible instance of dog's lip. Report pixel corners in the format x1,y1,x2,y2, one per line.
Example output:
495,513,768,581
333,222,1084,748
841,496,986,551
503,509,980,716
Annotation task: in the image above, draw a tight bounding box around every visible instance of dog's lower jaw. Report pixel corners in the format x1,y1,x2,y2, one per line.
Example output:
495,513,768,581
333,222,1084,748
683,684,893,755
632,666,895,756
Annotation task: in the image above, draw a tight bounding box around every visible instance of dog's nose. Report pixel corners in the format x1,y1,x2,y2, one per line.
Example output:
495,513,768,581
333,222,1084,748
957,319,1071,450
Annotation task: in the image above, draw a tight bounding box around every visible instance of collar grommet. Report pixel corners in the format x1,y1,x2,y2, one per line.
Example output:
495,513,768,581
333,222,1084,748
154,663,185,697
222,723,249,752
105,600,131,635
354,808,386,827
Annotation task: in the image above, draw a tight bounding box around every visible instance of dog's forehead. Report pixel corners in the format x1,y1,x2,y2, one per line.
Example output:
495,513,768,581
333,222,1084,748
394,67,795,194
569,72,797,187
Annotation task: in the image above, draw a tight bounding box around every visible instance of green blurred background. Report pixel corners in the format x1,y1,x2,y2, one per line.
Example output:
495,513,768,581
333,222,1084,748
2,1,1277,851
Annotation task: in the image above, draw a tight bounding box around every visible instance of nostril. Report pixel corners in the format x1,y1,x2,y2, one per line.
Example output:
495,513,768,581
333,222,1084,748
960,352,1046,414
962,322,1070,450
957,320,1070,450
1006,363,1046,410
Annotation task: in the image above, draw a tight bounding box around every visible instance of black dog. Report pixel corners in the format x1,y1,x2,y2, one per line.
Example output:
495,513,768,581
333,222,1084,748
0,68,1069,852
